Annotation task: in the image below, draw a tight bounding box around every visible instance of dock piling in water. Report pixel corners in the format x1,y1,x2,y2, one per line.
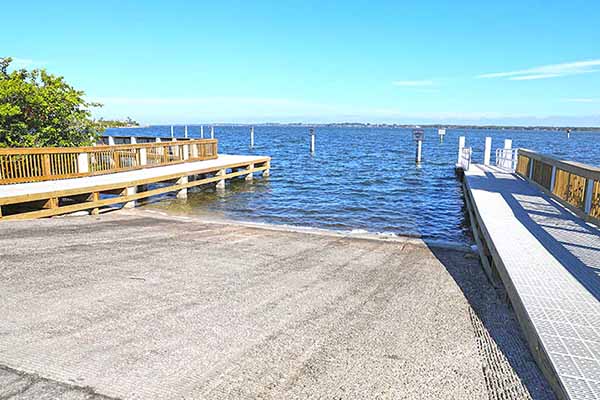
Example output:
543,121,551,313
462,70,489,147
413,129,424,165
211,126,215,139
250,127,255,148
200,125,204,139
171,125,174,138
184,126,188,138
309,128,315,153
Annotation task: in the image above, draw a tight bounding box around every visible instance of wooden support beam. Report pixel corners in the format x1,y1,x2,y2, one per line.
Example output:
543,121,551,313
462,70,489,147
43,197,59,209
89,192,100,215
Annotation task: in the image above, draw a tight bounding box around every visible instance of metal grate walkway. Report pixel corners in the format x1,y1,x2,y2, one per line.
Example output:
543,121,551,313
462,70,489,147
464,164,600,400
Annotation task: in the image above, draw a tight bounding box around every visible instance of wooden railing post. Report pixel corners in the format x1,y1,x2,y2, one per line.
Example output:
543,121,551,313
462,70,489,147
550,166,557,193
42,154,51,178
183,144,190,161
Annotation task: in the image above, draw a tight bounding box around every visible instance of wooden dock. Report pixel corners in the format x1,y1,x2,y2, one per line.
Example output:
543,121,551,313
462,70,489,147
0,139,270,219
462,153,600,400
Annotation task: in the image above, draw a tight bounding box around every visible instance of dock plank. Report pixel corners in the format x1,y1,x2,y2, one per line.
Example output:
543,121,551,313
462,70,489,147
464,164,600,400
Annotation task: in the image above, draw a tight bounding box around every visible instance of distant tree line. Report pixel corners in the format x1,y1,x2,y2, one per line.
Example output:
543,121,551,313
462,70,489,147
96,117,139,129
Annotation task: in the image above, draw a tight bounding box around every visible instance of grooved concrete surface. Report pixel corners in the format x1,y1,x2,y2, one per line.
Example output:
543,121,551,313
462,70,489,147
0,212,551,399
465,164,600,399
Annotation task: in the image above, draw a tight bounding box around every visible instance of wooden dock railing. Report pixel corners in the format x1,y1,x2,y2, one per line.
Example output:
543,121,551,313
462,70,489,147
0,139,218,185
516,149,600,222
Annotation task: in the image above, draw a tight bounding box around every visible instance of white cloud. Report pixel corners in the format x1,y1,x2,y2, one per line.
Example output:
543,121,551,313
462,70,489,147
477,59,600,81
392,80,434,86
6,57,47,69
562,98,600,103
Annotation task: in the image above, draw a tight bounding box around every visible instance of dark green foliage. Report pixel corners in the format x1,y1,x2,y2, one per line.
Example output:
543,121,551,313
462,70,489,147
0,57,104,147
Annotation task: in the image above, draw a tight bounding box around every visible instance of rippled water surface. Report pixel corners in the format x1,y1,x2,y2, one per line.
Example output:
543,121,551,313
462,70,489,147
107,126,600,245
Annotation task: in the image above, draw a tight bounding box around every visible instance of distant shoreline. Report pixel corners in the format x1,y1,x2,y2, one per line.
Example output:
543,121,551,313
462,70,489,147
118,123,600,132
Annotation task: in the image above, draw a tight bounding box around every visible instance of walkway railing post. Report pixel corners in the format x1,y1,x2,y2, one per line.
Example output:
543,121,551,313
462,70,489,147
457,136,465,164
550,166,557,192
483,137,492,165
183,144,190,160
77,153,90,174
585,179,595,215
528,159,534,180
139,148,148,166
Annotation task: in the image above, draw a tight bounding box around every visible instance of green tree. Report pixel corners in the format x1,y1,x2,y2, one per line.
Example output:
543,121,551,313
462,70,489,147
0,57,104,147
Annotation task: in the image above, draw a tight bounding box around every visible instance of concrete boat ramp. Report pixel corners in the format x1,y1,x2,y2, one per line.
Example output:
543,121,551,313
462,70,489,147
463,164,600,400
0,211,554,399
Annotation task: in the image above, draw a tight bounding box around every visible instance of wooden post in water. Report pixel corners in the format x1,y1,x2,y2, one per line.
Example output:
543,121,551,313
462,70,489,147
211,126,215,139
483,137,492,165
200,125,204,139
250,127,255,148
309,128,315,153
184,126,188,138
171,125,174,139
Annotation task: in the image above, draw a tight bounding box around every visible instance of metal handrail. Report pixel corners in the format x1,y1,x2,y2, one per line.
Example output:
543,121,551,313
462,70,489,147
496,148,519,172
460,147,472,171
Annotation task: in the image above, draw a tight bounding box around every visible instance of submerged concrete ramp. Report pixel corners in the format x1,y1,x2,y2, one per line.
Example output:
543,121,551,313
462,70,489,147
464,164,600,400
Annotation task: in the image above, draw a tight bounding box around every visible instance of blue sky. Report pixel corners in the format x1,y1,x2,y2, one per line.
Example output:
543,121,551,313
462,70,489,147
3,0,600,125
